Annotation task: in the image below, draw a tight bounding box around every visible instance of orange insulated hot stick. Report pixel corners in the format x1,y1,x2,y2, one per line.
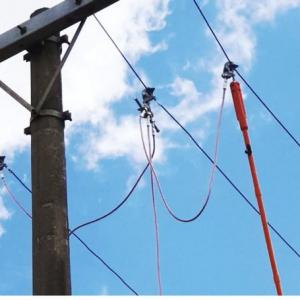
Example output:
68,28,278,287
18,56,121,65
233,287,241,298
230,80,283,295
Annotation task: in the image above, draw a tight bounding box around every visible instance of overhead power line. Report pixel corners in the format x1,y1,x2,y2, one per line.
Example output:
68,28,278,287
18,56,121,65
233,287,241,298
1,167,138,296
69,159,154,236
192,0,300,150
156,100,300,259
235,70,300,149
6,167,32,194
70,233,138,296
89,12,300,261
93,14,147,89
139,83,225,223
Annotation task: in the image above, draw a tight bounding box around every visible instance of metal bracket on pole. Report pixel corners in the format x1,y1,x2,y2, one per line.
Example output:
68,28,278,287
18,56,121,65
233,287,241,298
0,15,85,115
31,109,72,123
25,110,72,135
34,18,86,114
23,18,84,136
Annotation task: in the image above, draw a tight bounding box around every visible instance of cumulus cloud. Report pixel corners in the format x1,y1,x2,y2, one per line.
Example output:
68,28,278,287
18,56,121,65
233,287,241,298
63,0,170,168
169,0,300,135
1,0,300,170
242,0,300,23
77,114,168,169
0,0,170,166
215,0,300,66
0,1,63,156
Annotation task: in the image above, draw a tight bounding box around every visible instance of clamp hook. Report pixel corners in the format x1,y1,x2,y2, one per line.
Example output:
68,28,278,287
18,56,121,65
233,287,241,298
135,87,160,133
222,61,238,80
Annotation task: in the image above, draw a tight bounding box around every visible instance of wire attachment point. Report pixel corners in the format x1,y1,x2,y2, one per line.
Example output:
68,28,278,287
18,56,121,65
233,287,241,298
135,88,160,133
222,61,238,80
142,87,156,104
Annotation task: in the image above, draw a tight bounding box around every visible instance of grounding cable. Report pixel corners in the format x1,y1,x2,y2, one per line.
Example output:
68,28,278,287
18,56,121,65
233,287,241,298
71,12,300,259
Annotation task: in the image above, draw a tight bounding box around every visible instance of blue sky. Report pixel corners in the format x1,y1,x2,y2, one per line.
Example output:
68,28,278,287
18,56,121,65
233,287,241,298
0,0,300,295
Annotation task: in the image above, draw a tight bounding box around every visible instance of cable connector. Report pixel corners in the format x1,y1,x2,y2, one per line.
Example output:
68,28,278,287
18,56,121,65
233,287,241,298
135,98,153,119
222,61,238,80
0,156,7,171
142,87,156,104
135,88,160,133
135,88,156,118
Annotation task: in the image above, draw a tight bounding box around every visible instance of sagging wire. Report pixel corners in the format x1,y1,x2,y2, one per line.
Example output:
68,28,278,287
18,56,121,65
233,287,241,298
137,88,163,295
90,13,300,259
0,159,139,296
136,81,223,294
139,83,226,223
69,149,156,237
192,0,300,150
90,11,300,262
69,89,158,236
155,99,300,259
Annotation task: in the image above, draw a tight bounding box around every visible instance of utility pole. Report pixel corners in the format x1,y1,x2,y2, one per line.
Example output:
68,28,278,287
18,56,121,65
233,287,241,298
0,0,119,295
28,8,71,295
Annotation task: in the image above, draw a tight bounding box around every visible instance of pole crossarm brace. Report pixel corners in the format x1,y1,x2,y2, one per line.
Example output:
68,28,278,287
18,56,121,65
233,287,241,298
35,19,86,114
0,0,119,62
0,80,33,111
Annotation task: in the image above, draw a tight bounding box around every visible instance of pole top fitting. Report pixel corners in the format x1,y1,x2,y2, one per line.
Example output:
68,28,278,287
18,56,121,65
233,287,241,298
0,156,7,171
222,61,238,80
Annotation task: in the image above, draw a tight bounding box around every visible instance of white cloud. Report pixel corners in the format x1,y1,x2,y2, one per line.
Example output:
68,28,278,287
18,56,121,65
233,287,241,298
0,59,30,157
169,77,225,125
60,0,300,168
0,0,170,168
214,0,300,67
1,0,300,170
0,188,12,237
63,0,170,168
246,0,300,23
162,0,300,139
77,114,169,170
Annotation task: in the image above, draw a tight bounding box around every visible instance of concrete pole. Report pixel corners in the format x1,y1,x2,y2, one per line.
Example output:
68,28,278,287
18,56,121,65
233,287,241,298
29,8,71,295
